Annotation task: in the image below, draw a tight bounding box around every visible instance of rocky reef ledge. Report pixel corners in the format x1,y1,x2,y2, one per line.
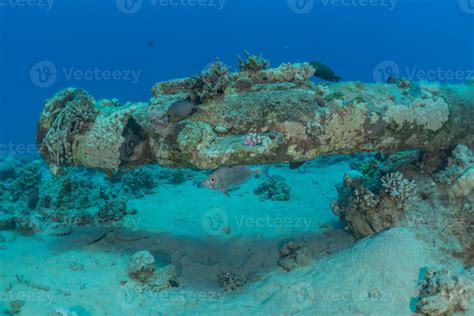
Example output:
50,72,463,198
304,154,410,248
36,60,474,172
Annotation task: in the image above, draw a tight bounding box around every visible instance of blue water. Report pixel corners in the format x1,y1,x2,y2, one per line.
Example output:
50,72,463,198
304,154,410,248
0,0,473,147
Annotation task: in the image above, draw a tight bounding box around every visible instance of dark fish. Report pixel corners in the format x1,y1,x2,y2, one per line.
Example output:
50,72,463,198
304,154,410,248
148,41,156,48
289,161,306,169
309,61,342,82
167,99,198,123
203,166,267,196
387,76,400,84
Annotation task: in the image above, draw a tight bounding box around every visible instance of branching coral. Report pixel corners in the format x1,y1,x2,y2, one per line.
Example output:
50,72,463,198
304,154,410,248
332,154,419,239
381,171,417,206
237,50,270,72
190,59,230,102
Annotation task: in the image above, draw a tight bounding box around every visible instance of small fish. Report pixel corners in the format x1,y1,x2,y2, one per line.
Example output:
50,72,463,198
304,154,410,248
148,41,156,48
167,99,199,123
309,61,342,82
203,166,268,196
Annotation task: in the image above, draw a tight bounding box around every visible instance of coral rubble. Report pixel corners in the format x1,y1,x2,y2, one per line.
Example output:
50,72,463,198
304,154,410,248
416,269,473,315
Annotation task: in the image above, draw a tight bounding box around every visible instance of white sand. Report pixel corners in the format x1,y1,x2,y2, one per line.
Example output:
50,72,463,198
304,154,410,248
0,161,455,315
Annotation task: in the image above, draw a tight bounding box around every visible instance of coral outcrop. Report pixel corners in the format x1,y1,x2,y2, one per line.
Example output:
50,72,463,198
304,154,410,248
128,250,156,283
416,269,473,315
277,240,310,271
331,154,419,239
36,57,473,171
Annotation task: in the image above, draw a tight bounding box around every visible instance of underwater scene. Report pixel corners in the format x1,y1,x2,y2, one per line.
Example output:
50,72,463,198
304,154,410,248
1,0,474,315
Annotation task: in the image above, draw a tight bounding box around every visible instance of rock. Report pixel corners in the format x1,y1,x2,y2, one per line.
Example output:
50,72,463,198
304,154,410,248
128,250,156,282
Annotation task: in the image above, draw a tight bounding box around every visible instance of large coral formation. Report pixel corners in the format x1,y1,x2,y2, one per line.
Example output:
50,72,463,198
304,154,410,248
36,56,473,171
416,269,473,315
37,88,98,167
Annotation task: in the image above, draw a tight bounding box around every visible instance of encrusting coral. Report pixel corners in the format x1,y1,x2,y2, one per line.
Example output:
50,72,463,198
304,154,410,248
416,269,473,315
253,175,291,201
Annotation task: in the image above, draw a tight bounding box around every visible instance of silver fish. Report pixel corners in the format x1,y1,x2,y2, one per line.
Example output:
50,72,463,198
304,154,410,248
203,166,266,196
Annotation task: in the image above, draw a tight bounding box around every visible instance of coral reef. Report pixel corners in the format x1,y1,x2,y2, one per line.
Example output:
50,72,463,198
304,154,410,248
242,133,263,147
331,153,419,239
36,57,473,171
253,175,291,201
36,88,98,166
121,167,157,197
128,250,156,283
237,51,270,72
190,59,230,103
416,269,473,315
217,271,246,292
95,200,128,225
380,171,417,207
277,240,310,271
